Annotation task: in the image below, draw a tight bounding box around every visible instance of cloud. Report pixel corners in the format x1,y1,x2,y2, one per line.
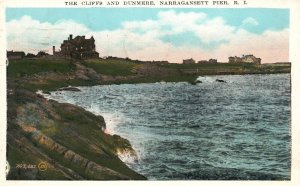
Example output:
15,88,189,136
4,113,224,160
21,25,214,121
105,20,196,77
6,11,288,63
7,15,89,53
217,28,289,63
242,17,259,26
193,17,236,44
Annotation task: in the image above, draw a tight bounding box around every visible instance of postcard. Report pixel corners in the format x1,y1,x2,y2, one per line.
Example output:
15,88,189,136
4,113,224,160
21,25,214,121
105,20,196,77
1,0,300,185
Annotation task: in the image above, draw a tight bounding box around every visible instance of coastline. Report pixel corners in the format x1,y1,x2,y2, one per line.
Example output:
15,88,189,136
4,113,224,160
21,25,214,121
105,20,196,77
7,58,291,92
41,91,140,165
6,58,291,180
48,74,291,180
7,88,146,180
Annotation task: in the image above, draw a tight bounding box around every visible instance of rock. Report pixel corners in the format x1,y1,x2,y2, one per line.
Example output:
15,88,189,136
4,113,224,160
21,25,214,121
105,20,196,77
38,135,55,149
116,148,139,164
73,62,100,80
85,162,129,179
75,71,89,80
72,154,88,168
64,150,76,161
53,144,68,155
58,87,81,92
8,86,147,180
31,130,43,141
81,159,89,169
7,167,38,180
195,80,202,83
216,79,226,83
86,68,100,80
43,91,51,95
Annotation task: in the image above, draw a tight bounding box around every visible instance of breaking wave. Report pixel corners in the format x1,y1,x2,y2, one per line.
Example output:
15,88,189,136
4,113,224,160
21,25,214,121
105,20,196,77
45,74,291,180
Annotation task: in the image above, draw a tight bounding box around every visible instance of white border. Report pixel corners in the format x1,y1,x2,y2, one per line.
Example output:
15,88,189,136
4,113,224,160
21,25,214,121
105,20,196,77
1,0,300,186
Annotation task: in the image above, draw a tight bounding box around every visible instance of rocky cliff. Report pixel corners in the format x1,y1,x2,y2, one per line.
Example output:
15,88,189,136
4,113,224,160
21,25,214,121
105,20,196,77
7,88,146,180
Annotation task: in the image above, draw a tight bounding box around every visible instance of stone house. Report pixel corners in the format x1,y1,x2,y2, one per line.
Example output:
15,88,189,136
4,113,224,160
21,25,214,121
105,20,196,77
53,34,99,59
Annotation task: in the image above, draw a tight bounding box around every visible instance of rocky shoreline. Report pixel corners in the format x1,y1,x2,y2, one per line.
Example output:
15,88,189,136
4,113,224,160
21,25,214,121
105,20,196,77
6,58,291,180
7,87,146,180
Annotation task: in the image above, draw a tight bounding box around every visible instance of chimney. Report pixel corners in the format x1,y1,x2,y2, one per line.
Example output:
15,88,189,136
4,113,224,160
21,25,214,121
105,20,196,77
53,46,55,55
69,34,73,40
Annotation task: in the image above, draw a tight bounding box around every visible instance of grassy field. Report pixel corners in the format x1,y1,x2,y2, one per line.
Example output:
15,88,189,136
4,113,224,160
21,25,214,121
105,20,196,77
7,58,291,80
7,58,290,91
7,59,75,78
85,59,138,76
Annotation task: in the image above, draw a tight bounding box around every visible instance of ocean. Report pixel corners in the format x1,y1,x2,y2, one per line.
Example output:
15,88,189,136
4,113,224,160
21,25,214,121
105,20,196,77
45,74,291,180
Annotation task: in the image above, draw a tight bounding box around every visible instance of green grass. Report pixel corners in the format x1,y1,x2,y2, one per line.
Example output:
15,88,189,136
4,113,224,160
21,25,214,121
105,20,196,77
7,59,75,78
84,59,137,76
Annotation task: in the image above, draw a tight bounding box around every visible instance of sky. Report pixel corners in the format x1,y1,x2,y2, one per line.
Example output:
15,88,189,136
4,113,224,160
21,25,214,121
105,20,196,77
6,8,289,63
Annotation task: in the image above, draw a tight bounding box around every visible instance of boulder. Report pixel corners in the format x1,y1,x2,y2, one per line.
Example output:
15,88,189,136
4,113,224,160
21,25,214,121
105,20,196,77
64,150,76,161
216,79,226,83
72,154,88,168
58,87,81,92
53,144,68,155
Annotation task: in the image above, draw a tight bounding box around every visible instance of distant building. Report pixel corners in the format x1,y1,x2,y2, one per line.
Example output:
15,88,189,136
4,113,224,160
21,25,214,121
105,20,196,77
241,54,261,64
229,54,261,64
183,58,195,64
7,50,25,60
228,56,242,63
36,51,50,58
208,58,218,63
53,34,99,59
198,58,217,64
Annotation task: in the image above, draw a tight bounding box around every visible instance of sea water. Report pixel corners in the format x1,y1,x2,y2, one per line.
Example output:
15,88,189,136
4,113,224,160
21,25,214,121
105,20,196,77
45,74,291,180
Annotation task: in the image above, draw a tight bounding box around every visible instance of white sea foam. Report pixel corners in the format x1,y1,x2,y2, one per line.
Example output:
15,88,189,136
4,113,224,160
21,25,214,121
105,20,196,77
36,90,43,95
196,76,215,83
196,75,233,83
86,104,141,165
85,103,125,135
100,113,124,135
117,148,139,164
36,90,53,101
